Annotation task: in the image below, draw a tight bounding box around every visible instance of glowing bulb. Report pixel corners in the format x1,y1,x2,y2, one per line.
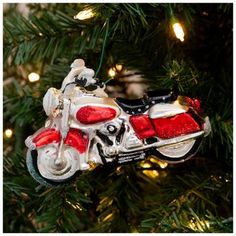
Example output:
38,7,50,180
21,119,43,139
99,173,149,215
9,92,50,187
140,162,151,168
142,170,159,179
108,68,116,77
188,219,196,231
187,219,210,232
150,157,168,169
5,129,13,138
151,170,159,177
159,162,168,169
102,213,113,222
204,221,210,228
66,200,82,211
172,22,185,42
115,64,123,71
74,9,94,20
88,161,97,171
28,72,40,82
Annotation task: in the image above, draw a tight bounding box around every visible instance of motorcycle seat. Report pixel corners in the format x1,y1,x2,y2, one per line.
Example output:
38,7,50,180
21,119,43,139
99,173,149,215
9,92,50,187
145,89,177,103
116,97,148,115
116,90,177,115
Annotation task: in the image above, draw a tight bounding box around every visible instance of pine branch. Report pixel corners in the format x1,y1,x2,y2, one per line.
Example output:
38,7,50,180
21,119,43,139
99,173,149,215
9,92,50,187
138,161,232,233
3,3,232,233
84,165,144,233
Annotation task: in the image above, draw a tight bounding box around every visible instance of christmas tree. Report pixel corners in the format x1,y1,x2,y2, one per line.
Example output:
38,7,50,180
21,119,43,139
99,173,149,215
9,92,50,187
3,3,233,233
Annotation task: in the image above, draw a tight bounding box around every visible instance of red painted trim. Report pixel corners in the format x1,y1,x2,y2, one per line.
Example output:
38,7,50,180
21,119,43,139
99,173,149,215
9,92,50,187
32,128,61,147
64,128,89,154
76,106,117,124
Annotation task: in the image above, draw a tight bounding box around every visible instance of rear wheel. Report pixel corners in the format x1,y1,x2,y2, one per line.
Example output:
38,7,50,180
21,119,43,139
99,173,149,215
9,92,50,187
152,138,202,163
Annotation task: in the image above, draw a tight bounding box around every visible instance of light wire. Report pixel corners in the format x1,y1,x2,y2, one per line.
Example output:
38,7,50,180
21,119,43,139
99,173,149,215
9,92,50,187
95,18,110,78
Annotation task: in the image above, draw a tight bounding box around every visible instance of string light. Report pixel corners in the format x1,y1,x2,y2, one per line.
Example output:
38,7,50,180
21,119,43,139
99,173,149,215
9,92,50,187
159,162,168,169
115,64,123,71
187,219,210,232
142,170,159,179
108,68,116,77
132,228,139,233
116,166,123,174
102,213,113,222
5,129,13,138
88,161,97,171
172,22,185,42
140,161,152,168
74,9,94,20
28,72,40,83
107,64,123,78
150,157,168,169
66,200,82,211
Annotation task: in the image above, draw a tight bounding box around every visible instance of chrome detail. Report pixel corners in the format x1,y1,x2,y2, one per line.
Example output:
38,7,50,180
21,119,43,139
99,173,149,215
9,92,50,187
108,125,116,132
88,139,103,164
125,133,143,149
25,136,36,150
45,118,53,128
120,131,204,153
37,144,81,181
43,87,61,117
157,139,195,158
104,146,118,156
61,98,71,138
100,120,122,136
149,103,187,119
118,151,145,164
203,116,211,137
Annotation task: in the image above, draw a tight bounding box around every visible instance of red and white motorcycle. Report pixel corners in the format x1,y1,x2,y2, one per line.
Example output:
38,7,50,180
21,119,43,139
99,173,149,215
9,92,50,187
25,59,211,186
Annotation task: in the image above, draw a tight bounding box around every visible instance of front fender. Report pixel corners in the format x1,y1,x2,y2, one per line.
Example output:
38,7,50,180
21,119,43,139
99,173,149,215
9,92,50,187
64,128,89,154
26,127,89,154
31,128,61,148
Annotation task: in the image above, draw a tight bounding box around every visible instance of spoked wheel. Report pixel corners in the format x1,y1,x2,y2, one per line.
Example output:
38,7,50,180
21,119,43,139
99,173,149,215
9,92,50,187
26,149,81,187
152,138,202,163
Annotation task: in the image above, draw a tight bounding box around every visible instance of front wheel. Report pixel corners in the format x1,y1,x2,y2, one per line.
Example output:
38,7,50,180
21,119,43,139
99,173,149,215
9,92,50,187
151,138,202,163
26,149,81,187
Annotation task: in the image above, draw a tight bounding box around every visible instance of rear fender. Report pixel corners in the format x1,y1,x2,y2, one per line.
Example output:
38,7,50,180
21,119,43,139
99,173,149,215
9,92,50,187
149,101,187,119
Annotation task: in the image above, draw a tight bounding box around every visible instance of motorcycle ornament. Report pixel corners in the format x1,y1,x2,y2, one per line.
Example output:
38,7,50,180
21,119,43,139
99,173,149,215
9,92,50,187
25,59,211,187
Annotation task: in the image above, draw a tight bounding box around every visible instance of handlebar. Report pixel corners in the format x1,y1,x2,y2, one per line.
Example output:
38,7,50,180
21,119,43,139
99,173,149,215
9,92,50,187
62,77,105,94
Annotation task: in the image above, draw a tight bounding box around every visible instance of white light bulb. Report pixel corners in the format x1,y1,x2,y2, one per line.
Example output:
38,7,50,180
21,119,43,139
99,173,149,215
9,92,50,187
5,129,13,138
172,22,185,42
159,162,168,169
142,170,159,179
28,72,40,82
74,9,94,20
108,68,116,77
115,64,123,71
141,162,151,168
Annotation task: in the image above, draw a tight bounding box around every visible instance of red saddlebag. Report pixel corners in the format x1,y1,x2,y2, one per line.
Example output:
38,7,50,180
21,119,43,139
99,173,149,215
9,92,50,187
151,113,201,139
130,115,156,139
